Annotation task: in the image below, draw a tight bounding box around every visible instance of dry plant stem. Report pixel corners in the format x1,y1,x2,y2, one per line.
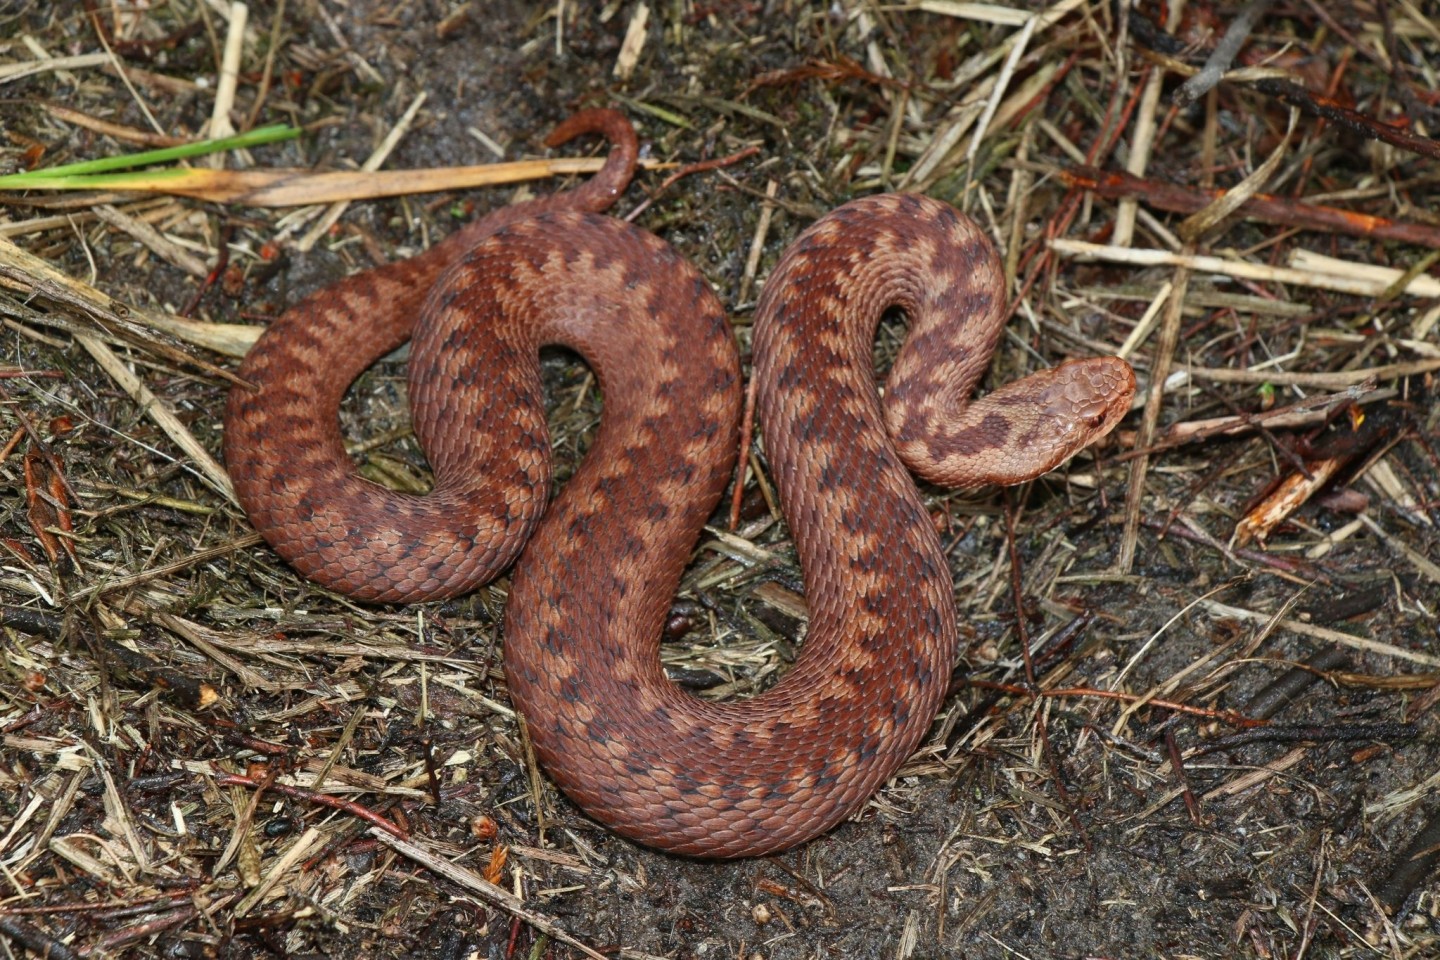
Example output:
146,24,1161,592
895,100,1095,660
1183,109,1298,243
151,612,276,690
626,148,759,222
1199,599,1440,668
369,830,609,960
1145,517,1325,584
242,0,286,133
1120,265,1189,572
1174,0,1275,106
1175,359,1440,387
214,773,407,837
1114,69,1164,248
729,374,760,532
77,333,234,502
1113,0,1180,248
42,103,186,147
92,203,209,277
1378,809,1440,913
1031,687,1257,728
1058,165,1440,248
0,52,111,84
1164,727,1200,824
297,91,428,252
214,762,280,875
204,0,246,156
1135,385,1379,452
1359,514,1440,588
233,826,323,918
1052,238,1440,299
90,156,656,208
0,235,257,363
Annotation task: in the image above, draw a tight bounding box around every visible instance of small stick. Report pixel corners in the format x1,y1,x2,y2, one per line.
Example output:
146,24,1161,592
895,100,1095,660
92,202,209,277
297,90,428,251
626,145,760,222
0,916,82,960
1051,238,1440,299
42,103,187,147
205,1,248,160
213,772,408,837
1058,164,1440,249
1188,721,1418,757
76,332,235,502
370,829,609,960
1174,0,1276,106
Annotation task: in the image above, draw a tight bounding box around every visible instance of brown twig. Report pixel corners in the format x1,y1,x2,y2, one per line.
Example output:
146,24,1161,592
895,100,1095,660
1130,5,1440,162
1058,164,1440,248
1187,721,1418,758
626,144,760,221
213,772,409,838
1164,726,1201,824
1253,78,1440,162
0,916,83,960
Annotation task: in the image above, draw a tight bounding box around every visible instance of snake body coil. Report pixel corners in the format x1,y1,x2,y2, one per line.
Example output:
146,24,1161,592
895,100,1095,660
224,111,1134,857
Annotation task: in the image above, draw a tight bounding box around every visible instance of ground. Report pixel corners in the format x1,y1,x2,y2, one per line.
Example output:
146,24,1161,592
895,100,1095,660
1,1,1439,958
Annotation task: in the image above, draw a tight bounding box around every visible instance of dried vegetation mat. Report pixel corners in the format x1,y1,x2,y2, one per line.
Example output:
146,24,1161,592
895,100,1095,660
1,0,1439,958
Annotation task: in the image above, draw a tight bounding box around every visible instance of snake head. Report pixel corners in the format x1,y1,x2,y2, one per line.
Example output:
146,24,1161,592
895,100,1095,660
1036,355,1137,450
893,354,1136,489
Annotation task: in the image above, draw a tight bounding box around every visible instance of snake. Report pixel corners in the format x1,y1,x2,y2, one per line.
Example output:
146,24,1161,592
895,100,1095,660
223,109,1136,858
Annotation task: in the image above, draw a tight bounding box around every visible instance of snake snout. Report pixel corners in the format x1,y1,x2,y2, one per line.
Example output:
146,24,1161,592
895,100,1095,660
1024,356,1136,471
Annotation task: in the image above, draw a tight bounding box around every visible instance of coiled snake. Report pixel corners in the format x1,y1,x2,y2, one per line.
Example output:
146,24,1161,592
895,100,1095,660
224,109,1135,858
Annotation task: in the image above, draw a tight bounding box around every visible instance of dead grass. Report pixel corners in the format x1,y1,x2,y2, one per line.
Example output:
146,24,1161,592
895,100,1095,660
1,1,1438,958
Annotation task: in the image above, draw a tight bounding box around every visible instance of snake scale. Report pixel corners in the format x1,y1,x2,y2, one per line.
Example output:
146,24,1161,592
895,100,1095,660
224,109,1135,858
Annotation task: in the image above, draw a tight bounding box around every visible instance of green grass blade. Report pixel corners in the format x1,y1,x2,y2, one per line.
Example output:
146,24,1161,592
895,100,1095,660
0,124,300,188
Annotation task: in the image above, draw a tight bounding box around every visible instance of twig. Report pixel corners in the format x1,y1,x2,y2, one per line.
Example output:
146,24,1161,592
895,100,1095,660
205,1,248,157
76,332,235,502
1188,721,1418,758
1119,263,1188,572
91,203,209,277
1198,599,1440,668
1240,647,1352,721
1377,809,1440,914
1057,165,1440,248
1051,239,1440,299
297,91,429,251
1173,358,1440,388
1174,0,1276,106
214,773,408,837
625,145,759,221
369,829,609,960
0,916,83,960
1254,77,1440,162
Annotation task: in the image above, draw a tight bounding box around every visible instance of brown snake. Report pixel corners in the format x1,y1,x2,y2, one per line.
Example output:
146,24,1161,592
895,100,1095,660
224,110,1135,858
